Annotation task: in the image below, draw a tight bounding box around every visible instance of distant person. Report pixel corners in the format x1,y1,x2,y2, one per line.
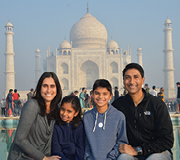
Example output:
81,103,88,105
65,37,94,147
176,82,180,114
8,72,62,160
1,98,6,116
123,88,128,96
83,79,128,159
74,90,79,96
6,89,15,117
70,90,79,96
13,89,20,115
114,86,119,100
84,90,89,108
51,96,85,159
79,87,86,108
88,90,95,108
150,85,157,96
157,87,165,102
144,83,150,93
27,88,34,100
112,63,173,160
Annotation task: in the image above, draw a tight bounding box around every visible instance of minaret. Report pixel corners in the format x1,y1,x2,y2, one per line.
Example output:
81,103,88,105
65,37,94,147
35,49,41,85
163,17,175,99
137,48,143,67
4,21,15,92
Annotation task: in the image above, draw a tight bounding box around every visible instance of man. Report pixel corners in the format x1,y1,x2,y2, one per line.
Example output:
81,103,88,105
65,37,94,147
144,84,150,93
176,82,180,114
27,88,34,100
6,89,15,116
150,86,157,96
113,63,173,160
13,89,20,115
114,86,119,100
79,87,86,108
84,90,89,108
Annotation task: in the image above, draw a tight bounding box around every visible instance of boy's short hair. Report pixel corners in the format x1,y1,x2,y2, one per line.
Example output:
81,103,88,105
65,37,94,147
93,79,112,95
152,86,156,89
123,63,144,79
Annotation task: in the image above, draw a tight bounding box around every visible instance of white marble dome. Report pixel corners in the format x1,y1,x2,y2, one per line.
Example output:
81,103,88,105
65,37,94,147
137,48,142,51
70,12,107,48
36,49,40,53
164,18,172,24
107,39,119,48
6,21,13,27
59,40,71,49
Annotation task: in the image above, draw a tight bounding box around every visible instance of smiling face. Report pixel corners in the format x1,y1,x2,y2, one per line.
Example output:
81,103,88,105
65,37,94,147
93,87,112,110
41,77,57,104
123,68,145,95
60,102,78,123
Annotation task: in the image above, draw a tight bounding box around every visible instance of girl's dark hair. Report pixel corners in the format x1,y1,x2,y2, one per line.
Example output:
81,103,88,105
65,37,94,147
33,72,62,120
56,95,82,129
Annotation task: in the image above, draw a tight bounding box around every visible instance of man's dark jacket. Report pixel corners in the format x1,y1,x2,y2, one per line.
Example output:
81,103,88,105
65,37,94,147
112,89,174,157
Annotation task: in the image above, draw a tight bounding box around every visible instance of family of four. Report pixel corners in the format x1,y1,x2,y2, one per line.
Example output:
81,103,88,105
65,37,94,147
8,63,173,160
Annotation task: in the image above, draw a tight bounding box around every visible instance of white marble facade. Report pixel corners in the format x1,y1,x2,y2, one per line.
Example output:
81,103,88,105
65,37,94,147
46,10,131,95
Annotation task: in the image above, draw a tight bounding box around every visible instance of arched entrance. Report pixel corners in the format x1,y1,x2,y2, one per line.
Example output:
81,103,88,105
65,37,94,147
79,60,99,89
110,77,118,89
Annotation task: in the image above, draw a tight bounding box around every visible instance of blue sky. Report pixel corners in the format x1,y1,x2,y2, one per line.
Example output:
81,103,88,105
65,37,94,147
0,0,180,98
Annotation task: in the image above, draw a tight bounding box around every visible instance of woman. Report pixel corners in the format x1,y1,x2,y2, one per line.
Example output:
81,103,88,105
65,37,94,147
8,72,62,160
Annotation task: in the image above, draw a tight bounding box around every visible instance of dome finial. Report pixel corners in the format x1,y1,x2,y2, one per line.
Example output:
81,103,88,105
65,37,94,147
8,19,10,22
87,1,89,13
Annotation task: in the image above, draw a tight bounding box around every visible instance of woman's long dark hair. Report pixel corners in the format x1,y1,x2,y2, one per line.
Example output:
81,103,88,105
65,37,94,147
56,95,82,129
33,72,62,120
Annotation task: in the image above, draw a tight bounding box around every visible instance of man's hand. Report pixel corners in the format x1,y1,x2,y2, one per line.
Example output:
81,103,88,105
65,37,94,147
119,144,138,156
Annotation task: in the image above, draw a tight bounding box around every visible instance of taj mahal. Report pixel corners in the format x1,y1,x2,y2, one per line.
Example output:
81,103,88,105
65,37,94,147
40,7,141,96
3,6,176,99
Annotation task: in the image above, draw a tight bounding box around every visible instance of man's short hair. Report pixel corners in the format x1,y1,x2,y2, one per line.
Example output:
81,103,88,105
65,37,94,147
176,82,180,85
152,86,156,89
30,88,34,92
82,87,85,91
9,89,13,93
93,79,112,95
115,86,118,89
123,63,144,79
145,84,148,86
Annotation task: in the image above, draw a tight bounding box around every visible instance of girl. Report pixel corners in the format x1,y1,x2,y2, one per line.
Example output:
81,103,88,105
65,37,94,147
51,96,85,160
8,72,62,160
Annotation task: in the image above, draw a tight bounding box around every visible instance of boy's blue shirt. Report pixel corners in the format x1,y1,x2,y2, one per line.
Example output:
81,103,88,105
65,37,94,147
83,104,128,160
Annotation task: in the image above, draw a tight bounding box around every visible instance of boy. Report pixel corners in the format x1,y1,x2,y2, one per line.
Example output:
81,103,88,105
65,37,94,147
83,79,128,160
